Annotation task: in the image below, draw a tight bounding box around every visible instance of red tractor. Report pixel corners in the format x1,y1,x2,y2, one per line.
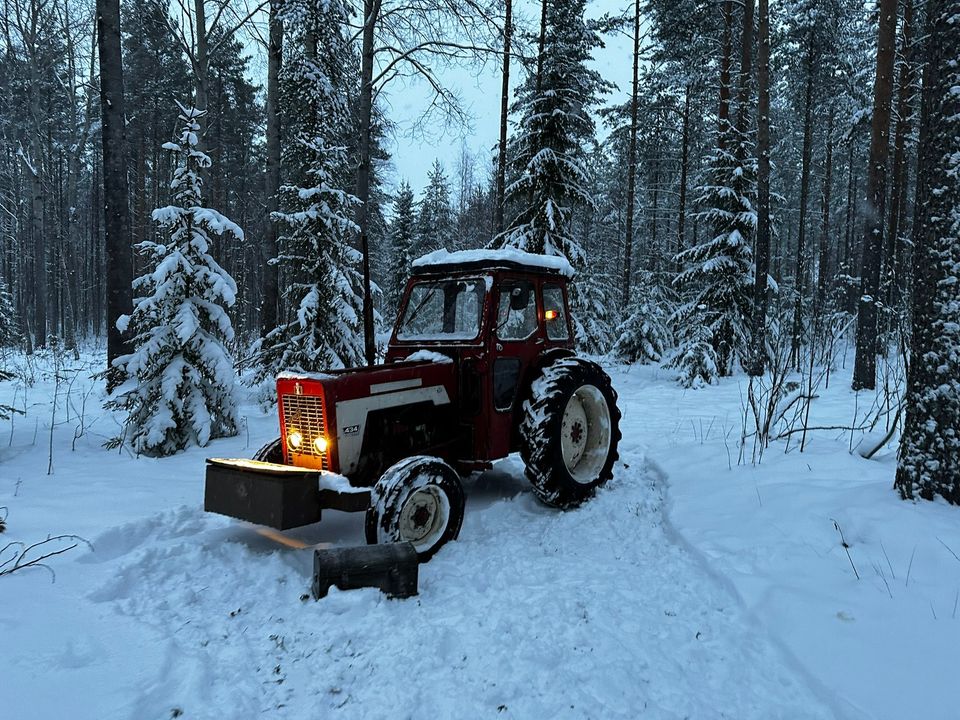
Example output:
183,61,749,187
205,249,622,560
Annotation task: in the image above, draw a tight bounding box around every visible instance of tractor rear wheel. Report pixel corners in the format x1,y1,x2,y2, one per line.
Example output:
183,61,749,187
365,456,465,562
519,358,621,508
253,438,283,464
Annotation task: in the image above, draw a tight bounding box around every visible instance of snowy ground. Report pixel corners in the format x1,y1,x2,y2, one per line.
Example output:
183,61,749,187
1,348,958,719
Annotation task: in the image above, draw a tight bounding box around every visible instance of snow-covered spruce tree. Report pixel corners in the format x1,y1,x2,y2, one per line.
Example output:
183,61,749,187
255,0,365,381
895,0,960,505
0,276,20,347
671,121,756,381
611,277,674,364
388,180,416,308
666,317,718,388
108,105,241,456
493,0,607,262
417,159,453,253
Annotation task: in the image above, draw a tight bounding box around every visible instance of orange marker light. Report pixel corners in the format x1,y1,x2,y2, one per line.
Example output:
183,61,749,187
545,309,559,320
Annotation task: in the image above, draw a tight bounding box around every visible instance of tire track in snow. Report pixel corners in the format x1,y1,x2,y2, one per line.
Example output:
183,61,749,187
87,446,837,719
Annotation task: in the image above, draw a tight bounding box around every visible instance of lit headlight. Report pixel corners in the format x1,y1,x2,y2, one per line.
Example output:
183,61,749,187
313,436,328,453
287,430,303,450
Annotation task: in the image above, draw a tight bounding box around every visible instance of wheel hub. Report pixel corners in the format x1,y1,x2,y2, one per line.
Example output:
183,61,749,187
570,421,585,445
412,503,431,528
560,385,612,484
398,487,445,544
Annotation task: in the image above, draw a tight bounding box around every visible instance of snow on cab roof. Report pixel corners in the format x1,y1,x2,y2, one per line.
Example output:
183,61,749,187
411,248,575,278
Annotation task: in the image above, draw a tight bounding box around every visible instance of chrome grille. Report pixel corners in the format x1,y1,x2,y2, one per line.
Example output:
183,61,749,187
281,393,328,469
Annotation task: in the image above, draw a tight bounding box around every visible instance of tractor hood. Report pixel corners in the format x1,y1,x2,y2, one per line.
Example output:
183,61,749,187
276,355,457,481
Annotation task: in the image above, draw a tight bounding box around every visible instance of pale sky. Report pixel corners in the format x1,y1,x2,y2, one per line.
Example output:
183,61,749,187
382,0,637,194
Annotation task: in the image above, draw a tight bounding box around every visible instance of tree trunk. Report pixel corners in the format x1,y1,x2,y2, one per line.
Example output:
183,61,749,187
842,139,855,274
747,0,771,376
356,0,382,365
734,0,755,143
25,44,46,347
193,0,208,121
622,0,640,307
97,0,132,383
852,0,897,390
718,1,733,145
260,0,282,338
815,109,835,328
884,0,914,310
790,36,816,368
493,0,512,236
676,83,691,274
895,0,960,503
536,0,547,93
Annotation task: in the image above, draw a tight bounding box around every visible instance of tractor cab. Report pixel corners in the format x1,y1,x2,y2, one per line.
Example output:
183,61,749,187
385,249,576,466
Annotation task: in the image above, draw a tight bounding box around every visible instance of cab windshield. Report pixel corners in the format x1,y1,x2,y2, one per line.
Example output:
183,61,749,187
396,277,487,341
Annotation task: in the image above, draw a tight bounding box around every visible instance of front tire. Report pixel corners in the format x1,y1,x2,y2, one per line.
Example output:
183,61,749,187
364,456,465,561
519,358,621,508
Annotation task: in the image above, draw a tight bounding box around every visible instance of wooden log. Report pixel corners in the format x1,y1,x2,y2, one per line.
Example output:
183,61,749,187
312,543,418,599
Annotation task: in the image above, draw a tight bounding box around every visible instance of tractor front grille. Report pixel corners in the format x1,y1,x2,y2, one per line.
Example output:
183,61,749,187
281,393,329,470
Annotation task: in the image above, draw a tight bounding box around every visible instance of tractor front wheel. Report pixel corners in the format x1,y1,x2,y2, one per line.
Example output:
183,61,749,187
519,358,621,508
365,456,465,562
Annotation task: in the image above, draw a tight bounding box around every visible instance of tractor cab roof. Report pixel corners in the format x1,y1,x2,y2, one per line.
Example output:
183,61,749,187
411,248,576,280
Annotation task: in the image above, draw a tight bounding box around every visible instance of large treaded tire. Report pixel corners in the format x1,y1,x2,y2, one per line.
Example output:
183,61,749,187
364,456,465,562
519,357,621,509
253,438,284,464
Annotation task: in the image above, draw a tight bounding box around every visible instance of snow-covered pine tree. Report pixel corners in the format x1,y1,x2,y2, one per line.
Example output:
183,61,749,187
671,121,756,380
255,0,365,381
388,180,416,309
0,276,19,346
108,104,241,456
895,0,960,504
417,159,453,252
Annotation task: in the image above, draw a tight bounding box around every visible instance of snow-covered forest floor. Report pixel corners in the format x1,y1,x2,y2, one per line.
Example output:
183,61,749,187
1,348,958,719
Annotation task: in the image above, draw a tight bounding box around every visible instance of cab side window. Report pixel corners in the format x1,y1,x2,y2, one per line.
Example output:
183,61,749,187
496,281,537,340
543,285,570,340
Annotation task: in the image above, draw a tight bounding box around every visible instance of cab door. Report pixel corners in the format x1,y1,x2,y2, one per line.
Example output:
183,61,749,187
487,275,544,458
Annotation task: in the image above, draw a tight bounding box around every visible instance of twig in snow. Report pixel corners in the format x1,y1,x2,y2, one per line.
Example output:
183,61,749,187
872,561,893,598
936,537,960,565
906,545,916,588
881,541,897,580
0,533,91,582
952,590,958,620
930,602,937,620
831,519,859,580
0,506,7,533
